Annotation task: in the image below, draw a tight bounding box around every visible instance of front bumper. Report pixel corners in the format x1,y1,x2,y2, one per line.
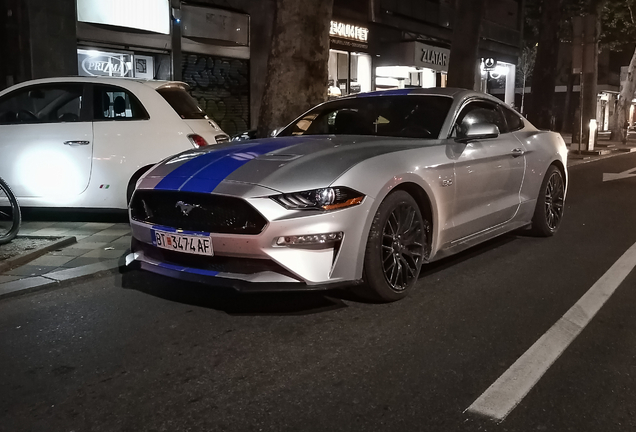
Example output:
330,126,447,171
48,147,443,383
128,191,375,289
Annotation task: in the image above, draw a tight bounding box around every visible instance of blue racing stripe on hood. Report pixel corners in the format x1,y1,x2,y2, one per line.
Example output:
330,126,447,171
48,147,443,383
154,138,307,193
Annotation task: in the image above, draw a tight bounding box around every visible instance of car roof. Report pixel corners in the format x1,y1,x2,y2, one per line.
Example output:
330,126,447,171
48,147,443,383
0,76,189,93
343,87,505,105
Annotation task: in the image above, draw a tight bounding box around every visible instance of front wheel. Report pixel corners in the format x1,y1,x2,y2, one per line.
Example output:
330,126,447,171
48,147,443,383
0,177,21,245
530,165,565,237
361,191,427,302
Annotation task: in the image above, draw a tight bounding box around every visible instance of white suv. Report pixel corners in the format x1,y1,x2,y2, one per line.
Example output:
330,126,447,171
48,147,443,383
0,77,229,209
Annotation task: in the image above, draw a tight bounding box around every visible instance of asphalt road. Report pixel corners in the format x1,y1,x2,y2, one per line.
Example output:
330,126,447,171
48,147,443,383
2,153,636,432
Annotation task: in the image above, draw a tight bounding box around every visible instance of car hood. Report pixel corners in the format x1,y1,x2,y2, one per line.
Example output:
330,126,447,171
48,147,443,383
144,135,434,194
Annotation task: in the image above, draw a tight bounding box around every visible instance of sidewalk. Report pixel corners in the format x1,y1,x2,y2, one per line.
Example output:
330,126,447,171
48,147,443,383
0,221,130,298
562,132,636,167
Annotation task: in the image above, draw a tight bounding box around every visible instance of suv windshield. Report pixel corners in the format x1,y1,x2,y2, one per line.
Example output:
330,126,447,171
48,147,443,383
277,95,453,139
157,87,207,120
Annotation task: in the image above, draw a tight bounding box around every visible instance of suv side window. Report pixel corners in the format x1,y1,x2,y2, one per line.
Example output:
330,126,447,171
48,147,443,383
501,105,525,132
93,85,149,121
452,100,507,138
0,84,84,125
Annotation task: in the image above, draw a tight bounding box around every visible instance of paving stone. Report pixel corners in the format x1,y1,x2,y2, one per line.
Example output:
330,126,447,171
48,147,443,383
4,265,60,277
78,235,122,243
61,257,108,268
80,222,115,230
19,222,57,230
49,222,87,229
28,228,73,236
109,236,132,246
28,255,75,267
80,248,128,259
49,248,89,257
47,259,120,282
0,275,20,284
65,242,109,250
96,228,131,236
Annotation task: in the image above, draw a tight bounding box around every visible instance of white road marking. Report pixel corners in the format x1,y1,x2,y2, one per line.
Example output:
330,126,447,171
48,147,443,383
467,241,636,422
603,167,636,182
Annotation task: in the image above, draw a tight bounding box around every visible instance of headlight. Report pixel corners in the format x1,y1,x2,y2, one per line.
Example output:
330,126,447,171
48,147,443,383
271,187,364,211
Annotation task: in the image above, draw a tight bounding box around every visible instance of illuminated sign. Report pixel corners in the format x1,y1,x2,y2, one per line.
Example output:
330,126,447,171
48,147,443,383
330,21,369,42
76,0,170,34
77,49,133,77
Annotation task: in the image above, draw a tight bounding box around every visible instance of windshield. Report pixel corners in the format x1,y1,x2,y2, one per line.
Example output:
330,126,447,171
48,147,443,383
157,87,208,120
277,95,453,139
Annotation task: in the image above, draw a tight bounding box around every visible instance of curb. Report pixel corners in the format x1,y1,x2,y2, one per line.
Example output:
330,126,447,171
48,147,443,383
0,236,77,274
567,147,636,168
0,258,124,300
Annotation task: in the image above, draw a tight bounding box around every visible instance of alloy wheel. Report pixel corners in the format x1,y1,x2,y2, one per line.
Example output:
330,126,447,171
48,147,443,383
381,203,424,291
544,171,565,231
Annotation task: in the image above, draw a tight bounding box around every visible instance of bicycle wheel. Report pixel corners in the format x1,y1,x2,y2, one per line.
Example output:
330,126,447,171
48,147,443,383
0,176,21,245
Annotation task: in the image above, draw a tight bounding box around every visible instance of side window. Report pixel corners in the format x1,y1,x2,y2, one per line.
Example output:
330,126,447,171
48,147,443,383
93,85,149,121
453,101,507,138
501,105,525,132
0,84,84,125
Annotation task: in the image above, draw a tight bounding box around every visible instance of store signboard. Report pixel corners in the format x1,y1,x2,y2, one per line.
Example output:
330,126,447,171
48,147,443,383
329,20,370,51
414,42,449,72
77,49,133,77
182,5,249,46
77,0,170,34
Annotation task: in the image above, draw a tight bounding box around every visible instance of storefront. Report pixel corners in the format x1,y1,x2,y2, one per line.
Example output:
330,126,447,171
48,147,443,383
375,41,449,90
328,19,373,98
74,0,250,134
480,58,517,107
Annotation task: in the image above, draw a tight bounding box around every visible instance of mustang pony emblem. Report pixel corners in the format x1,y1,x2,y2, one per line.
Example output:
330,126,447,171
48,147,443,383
175,201,201,216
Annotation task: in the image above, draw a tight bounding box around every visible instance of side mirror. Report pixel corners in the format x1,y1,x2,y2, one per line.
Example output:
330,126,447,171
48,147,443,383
456,123,500,143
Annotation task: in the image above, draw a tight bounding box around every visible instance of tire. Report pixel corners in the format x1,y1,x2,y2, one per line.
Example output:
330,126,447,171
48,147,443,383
0,177,21,245
530,165,565,237
360,190,427,302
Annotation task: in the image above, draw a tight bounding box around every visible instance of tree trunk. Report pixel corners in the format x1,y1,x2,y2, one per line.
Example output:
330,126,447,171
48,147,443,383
258,0,334,137
611,47,636,143
527,0,564,129
447,0,486,90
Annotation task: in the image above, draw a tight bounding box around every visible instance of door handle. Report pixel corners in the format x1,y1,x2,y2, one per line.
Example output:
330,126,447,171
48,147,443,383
64,140,90,146
511,148,525,157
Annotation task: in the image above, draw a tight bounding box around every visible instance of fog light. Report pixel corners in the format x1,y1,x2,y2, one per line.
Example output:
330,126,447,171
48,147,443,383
276,232,343,246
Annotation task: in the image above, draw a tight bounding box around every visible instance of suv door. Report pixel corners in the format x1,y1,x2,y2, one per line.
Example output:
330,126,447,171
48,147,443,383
0,83,93,198
449,99,526,240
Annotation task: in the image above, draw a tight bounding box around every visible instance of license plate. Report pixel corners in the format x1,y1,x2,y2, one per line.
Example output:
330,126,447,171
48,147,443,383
152,230,213,256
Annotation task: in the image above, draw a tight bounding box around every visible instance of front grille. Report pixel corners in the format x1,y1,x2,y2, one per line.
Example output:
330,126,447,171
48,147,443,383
130,190,267,234
135,239,296,277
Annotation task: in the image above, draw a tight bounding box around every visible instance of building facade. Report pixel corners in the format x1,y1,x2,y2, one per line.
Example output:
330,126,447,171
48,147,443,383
0,0,523,135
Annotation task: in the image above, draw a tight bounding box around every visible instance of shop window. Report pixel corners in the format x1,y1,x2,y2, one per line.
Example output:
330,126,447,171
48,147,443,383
0,84,84,125
93,85,148,121
328,50,372,98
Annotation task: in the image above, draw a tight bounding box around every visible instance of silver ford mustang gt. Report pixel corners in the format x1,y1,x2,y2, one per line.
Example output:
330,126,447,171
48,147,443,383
127,88,567,301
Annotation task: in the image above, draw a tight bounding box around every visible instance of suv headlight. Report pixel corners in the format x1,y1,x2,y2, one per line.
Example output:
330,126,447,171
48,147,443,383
271,187,364,211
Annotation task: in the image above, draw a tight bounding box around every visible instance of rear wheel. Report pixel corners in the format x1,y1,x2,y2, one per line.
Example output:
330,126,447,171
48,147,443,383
361,191,426,302
530,165,565,236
